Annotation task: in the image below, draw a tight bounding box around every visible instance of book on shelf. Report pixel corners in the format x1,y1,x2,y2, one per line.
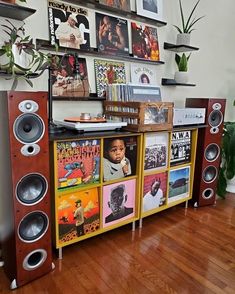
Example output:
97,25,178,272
48,0,90,50
56,139,100,189
51,54,89,99
96,12,129,56
170,130,191,166
131,21,160,61
94,59,126,98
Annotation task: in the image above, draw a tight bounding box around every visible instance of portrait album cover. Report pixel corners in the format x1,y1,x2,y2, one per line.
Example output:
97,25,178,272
142,171,168,212
102,179,136,228
94,59,126,97
48,0,90,50
50,54,89,99
99,0,131,12
57,187,100,246
168,166,190,203
130,63,158,85
131,21,160,61
56,139,100,189
170,130,192,166
144,132,169,171
96,12,129,56
136,0,163,21
103,136,138,182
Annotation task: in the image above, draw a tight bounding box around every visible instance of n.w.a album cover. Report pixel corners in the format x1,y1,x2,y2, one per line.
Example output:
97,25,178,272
170,130,191,166
131,21,160,61
94,59,126,97
144,132,168,171
99,0,131,12
96,12,129,56
48,0,90,50
51,54,89,99
56,139,100,189
57,187,100,245
130,63,158,84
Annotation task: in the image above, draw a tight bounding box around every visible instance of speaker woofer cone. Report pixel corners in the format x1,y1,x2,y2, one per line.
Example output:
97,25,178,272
14,113,44,144
202,188,214,199
23,249,47,271
202,166,218,183
18,211,49,242
16,173,48,205
208,110,223,127
204,144,220,162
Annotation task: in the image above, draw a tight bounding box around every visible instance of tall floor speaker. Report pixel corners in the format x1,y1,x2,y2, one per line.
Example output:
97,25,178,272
0,91,53,289
185,98,226,207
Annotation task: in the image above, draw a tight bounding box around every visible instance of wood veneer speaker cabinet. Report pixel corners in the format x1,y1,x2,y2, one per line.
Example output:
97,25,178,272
185,98,226,207
0,91,54,289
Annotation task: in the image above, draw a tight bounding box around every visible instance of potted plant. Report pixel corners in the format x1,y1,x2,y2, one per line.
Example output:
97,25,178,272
0,19,52,89
217,121,235,198
174,52,191,83
174,0,205,46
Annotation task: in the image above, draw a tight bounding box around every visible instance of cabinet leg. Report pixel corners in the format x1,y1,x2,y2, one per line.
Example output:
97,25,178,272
139,218,143,228
132,221,136,231
185,200,188,209
58,248,63,260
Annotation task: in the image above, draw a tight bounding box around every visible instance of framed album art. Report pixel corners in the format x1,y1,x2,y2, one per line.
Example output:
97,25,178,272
170,130,192,166
136,0,163,21
130,63,158,85
168,166,190,204
102,179,136,228
99,0,131,12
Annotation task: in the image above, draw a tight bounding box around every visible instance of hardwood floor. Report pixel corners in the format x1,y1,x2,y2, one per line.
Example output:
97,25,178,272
1,194,235,294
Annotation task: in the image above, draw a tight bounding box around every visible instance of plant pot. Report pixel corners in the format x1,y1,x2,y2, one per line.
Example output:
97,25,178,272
174,71,188,84
226,176,235,193
176,33,190,46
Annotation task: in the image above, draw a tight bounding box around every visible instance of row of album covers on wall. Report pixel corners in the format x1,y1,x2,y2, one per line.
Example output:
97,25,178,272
48,0,161,60
56,130,191,245
51,55,160,99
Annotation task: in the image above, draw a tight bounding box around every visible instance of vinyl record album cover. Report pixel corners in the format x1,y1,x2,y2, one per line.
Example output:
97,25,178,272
96,12,129,55
57,187,100,245
48,0,90,50
51,54,89,99
131,21,160,61
56,139,100,189
130,63,158,84
94,59,126,97
170,130,191,166
99,0,131,11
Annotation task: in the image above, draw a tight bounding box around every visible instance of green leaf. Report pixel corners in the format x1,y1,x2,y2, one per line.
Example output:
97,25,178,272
179,0,185,33
184,0,201,32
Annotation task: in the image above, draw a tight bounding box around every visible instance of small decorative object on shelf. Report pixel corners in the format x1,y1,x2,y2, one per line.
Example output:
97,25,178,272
174,52,191,83
174,0,204,46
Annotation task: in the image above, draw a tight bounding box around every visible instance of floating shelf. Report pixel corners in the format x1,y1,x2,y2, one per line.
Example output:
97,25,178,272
164,42,199,52
67,0,167,27
36,39,165,65
53,94,105,101
0,1,36,21
161,78,196,87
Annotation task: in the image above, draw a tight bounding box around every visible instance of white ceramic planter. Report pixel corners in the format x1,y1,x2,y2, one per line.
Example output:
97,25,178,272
174,71,188,84
176,33,191,46
226,176,235,193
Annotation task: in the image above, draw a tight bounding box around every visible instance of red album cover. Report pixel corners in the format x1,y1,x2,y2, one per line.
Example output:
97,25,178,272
56,139,100,189
131,22,160,61
96,12,129,56
57,187,100,245
99,0,131,12
51,54,89,99
48,0,90,50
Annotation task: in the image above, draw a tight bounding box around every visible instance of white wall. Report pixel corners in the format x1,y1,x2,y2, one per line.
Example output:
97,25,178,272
1,0,234,121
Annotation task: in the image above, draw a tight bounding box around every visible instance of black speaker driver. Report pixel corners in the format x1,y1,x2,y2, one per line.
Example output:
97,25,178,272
16,173,48,205
202,188,214,199
208,110,223,127
205,144,220,162
14,113,44,144
18,211,49,242
202,166,217,183
23,249,47,271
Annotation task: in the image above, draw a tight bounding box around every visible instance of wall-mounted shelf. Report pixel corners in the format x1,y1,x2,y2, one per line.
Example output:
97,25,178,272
53,94,105,101
36,39,165,65
0,1,36,21
161,78,196,87
164,42,199,52
68,0,167,27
